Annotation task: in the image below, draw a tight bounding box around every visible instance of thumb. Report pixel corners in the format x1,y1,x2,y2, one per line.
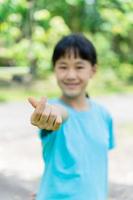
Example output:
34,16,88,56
28,97,38,108
28,96,47,108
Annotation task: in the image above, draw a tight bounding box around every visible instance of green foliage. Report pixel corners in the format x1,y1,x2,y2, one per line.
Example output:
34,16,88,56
0,0,133,85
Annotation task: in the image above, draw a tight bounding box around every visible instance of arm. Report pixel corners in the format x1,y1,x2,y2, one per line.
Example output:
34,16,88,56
28,97,68,131
55,104,68,122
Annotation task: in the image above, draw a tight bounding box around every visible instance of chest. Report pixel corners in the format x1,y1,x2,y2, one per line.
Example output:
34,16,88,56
61,113,109,152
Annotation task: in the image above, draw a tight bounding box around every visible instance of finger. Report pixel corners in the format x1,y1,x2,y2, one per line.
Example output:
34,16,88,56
28,96,47,108
39,104,52,126
52,115,62,130
45,106,58,130
28,97,38,108
31,97,47,123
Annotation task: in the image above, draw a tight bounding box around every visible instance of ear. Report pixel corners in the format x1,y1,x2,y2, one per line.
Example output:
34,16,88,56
90,65,97,78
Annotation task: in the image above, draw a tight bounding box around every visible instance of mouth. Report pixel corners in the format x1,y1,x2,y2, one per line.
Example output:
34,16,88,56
63,82,80,89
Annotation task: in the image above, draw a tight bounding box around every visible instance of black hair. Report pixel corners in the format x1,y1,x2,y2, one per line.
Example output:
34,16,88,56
52,33,97,67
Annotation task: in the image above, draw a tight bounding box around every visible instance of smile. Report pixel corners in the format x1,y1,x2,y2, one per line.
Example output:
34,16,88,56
64,83,80,88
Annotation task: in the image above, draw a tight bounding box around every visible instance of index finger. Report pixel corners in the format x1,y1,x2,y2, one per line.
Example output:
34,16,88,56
28,97,38,108
31,97,47,122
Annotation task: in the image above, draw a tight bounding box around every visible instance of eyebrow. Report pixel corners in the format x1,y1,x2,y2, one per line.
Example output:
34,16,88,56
75,61,85,65
58,62,67,65
57,61,85,65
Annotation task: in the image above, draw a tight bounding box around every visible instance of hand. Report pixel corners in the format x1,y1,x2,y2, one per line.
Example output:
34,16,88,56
28,97,62,131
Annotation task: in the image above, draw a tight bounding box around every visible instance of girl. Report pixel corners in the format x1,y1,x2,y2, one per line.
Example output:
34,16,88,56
28,34,115,200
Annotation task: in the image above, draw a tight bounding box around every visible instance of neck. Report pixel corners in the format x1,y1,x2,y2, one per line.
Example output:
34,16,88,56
60,94,89,111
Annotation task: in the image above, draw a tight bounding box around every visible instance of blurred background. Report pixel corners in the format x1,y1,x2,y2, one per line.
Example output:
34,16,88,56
0,0,133,199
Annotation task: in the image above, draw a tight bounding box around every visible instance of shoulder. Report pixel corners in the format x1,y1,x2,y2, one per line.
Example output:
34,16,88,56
91,99,112,122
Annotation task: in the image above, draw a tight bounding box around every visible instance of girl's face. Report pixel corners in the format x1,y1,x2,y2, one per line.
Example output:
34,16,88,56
54,51,96,99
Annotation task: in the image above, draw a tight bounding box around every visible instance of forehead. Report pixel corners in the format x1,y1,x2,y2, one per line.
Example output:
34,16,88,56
56,48,86,63
56,57,85,64
62,48,81,59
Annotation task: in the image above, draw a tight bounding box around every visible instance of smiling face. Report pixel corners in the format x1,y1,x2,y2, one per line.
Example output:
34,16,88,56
54,51,96,99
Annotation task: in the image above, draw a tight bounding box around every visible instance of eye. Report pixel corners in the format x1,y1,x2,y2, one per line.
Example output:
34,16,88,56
76,66,84,69
58,66,67,69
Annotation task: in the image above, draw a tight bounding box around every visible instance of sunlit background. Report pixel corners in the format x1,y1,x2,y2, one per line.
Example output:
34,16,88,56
0,0,133,199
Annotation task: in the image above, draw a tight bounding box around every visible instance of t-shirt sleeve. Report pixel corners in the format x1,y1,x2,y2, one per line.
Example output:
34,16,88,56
99,103,116,151
38,128,57,162
39,129,52,139
107,115,116,150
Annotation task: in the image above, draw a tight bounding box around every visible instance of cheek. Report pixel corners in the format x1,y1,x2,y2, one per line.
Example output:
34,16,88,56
55,71,65,81
80,71,91,81
84,69,94,79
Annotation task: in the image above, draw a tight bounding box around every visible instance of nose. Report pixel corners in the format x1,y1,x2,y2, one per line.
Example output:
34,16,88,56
66,69,77,79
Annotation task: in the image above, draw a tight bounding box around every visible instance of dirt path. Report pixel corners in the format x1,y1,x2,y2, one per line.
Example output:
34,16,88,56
0,94,133,200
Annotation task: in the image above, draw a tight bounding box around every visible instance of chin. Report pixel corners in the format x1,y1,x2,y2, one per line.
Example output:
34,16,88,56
63,91,81,99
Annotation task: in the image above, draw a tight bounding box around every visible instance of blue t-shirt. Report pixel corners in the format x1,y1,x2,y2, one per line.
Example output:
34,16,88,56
36,98,115,200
